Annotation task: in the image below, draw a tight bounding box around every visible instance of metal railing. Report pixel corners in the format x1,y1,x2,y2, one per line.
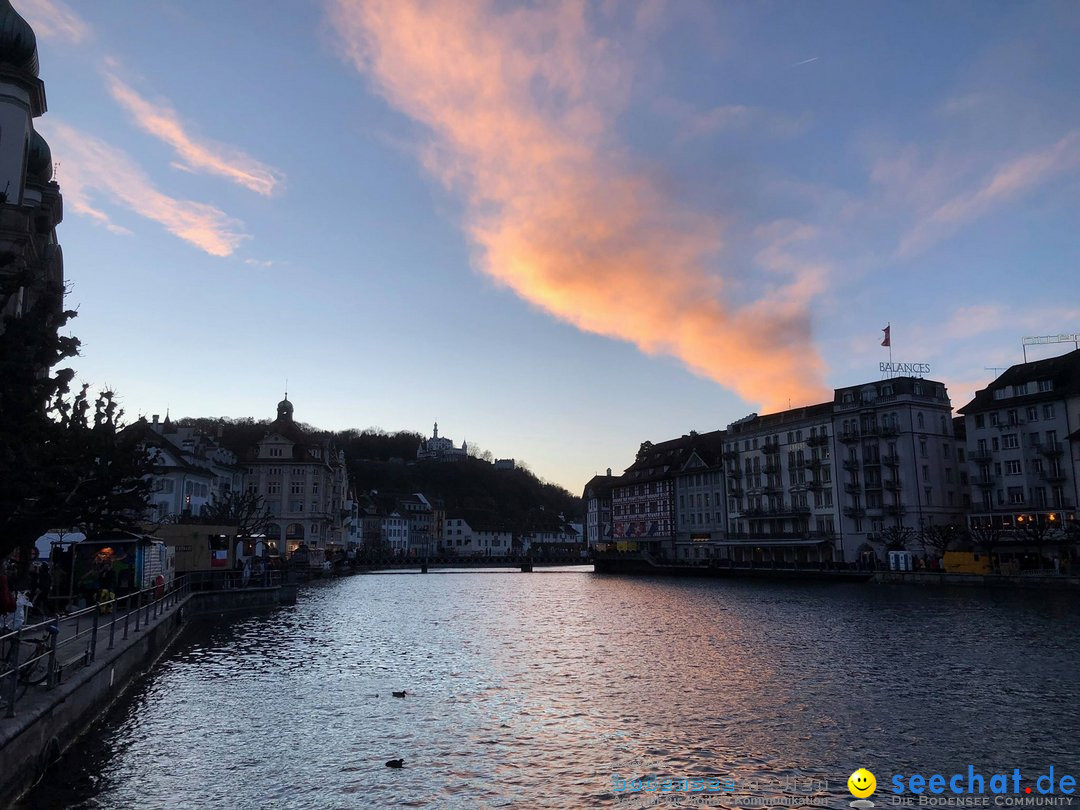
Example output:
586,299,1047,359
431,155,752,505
1,577,190,719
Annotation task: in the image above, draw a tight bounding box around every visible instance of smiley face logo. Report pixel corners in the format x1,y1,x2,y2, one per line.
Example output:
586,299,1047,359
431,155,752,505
848,768,877,798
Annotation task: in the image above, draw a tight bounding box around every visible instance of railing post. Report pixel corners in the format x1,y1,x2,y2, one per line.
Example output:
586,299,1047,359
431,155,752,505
47,625,59,688
5,625,23,717
123,594,131,640
90,604,100,664
134,592,141,632
108,597,118,650
144,592,151,625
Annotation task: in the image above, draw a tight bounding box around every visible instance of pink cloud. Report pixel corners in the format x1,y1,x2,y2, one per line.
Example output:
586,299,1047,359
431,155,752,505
41,120,248,257
327,0,828,410
105,74,285,196
19,0,89,44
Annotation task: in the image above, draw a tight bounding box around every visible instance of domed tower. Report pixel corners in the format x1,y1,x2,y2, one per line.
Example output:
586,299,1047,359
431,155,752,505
277,395,294,422
0,0,62,320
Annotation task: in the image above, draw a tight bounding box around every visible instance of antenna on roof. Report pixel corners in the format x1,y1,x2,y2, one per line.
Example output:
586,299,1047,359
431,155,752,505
984,367,1006,376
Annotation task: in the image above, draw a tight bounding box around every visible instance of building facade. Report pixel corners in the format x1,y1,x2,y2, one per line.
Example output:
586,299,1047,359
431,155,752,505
0,0,63,327
244,397,349,555
959,350,1080,544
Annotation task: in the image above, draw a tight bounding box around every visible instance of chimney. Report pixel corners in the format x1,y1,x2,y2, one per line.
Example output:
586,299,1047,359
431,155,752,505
606,467,612,476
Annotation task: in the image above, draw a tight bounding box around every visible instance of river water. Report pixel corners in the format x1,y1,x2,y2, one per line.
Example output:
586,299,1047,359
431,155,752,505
20,570,1080,809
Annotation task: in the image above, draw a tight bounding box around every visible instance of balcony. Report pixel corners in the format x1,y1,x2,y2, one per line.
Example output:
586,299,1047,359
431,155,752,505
843,506,866,518
975,476,995,489
728,486,745,498
884,503,906,516
970,449,994,464
844,483,862,495
838,430,860,443
764,463,781,475
743,505,767,516
842,459,859,471
881,454,899,467
1040,470,1067,483
1039,442,1064,457
806,458,824,469
723,449,740,460
864,479,883,491
883,479,902,491
878,423,901,437
806,433,829,447
763,440,781,454
807,478,825,491
728,467,743,479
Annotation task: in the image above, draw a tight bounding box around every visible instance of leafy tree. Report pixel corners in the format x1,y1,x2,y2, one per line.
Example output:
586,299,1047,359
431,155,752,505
1015,516,1062,569
0,279,153,574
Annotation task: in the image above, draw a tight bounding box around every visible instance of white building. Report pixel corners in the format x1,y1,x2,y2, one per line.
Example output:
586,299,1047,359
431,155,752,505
959,349,1080,543
381,510,409,556
416,422,468,461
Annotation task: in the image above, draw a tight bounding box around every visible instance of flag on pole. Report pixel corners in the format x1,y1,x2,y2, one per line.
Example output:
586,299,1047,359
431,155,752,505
881,325,891,347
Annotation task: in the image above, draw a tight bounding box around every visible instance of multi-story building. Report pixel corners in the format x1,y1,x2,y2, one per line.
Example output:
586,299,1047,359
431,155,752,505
582,470,617,549
126,414,244,522
610,437,695,556
673,430,727,561
382,510,409,556
244,397,349,555
0,2,63,327
596,374,966,565
832,377,964,559
396,493,434,557
959,349,1080,535
724,405,836,564
440,516,512,556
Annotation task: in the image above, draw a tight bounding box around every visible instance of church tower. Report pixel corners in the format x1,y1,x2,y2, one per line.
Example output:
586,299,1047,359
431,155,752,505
0,0,63,322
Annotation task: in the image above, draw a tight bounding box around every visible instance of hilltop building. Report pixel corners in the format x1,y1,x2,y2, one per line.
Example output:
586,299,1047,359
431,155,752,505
417,422,468,461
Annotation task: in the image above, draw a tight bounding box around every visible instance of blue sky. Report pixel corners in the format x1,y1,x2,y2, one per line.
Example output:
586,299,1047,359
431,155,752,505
21,0,1080,492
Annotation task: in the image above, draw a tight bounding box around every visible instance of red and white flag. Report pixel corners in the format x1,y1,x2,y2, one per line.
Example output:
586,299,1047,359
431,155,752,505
881,325,891,347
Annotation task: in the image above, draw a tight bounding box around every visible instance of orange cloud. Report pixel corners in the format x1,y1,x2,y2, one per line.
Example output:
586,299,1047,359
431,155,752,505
41,120,248,257
328,0,827,410
105,74,285,196
20,0,89,44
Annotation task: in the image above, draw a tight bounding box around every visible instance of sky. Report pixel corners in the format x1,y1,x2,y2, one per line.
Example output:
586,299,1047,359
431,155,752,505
18,0,1080,493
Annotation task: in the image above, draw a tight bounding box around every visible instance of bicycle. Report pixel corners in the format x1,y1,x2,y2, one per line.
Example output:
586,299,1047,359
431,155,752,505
0,625,59,711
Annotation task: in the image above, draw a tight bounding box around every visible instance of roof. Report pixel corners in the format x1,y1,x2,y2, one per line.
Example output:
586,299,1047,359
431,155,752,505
958,349,1080,414
621,429,727,482
582,473,619,499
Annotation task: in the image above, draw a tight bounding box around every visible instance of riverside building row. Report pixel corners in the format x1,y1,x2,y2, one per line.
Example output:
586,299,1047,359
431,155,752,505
585,352,1080,565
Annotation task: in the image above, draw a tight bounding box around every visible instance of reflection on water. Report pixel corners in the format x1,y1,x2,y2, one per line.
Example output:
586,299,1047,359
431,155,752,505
21,570,1080,808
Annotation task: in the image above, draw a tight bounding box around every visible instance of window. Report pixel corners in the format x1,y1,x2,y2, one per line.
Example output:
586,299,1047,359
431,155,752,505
975,414,985,429
917,413,924,429
1038,379,1054,392
267,482,280,495
1005,460,1022,475
269,447,282,457
990,413,1000,426
1002,434,1019,449
291,482,303,494
1027,406,1039,421
1007,487,1025,504
1043,404,1056,419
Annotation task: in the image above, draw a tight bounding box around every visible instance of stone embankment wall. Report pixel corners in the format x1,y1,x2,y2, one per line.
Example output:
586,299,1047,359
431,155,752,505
0,586,289,806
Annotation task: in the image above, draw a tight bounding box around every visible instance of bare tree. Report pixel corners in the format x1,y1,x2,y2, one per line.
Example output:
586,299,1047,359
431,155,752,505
200,489,272,539
880,525,915,551
967,523,1002,573
919,524,961,560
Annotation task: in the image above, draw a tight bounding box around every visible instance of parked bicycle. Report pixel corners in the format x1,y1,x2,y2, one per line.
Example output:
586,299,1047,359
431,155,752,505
0,625,59,711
